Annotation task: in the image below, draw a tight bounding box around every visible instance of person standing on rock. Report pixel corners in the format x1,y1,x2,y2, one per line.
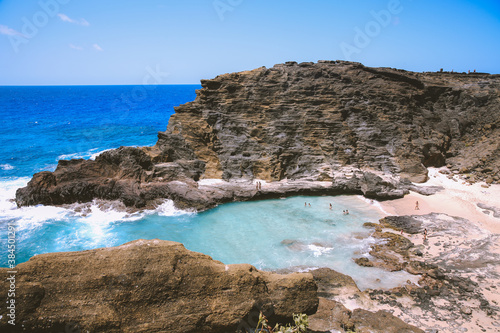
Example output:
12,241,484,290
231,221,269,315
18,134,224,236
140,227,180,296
423,228,428,241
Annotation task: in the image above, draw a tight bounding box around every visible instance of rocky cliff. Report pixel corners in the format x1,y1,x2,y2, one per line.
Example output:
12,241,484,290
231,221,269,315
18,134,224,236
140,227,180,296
16,61,500,209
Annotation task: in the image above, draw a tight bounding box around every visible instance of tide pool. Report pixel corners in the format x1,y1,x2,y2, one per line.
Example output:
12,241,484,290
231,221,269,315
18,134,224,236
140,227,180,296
0,181,417,290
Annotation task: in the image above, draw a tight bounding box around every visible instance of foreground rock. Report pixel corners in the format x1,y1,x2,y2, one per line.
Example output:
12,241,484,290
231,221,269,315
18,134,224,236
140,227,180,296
0,240,318,333
16,61,500,209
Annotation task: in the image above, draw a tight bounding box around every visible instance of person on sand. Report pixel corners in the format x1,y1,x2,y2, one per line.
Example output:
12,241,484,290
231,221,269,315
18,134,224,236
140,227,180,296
415,200,420,210
401,229,404,235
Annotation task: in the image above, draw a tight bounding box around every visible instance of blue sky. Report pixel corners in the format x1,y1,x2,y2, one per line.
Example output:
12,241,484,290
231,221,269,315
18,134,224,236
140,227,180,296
1,0,499,85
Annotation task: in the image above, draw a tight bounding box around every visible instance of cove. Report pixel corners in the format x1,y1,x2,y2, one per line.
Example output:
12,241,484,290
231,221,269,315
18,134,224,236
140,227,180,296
2,194,418,290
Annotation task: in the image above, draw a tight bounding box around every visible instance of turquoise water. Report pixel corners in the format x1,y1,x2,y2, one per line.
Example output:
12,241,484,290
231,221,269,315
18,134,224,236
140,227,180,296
0,179,417,289
0,85,418,290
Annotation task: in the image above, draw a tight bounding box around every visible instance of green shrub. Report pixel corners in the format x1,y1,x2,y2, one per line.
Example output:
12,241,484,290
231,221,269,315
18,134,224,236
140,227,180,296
255,312,309,333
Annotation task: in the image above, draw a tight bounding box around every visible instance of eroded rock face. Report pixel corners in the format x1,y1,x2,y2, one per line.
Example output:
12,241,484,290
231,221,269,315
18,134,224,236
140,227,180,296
16,61,500,209
0,240,318,333
165,61,499,182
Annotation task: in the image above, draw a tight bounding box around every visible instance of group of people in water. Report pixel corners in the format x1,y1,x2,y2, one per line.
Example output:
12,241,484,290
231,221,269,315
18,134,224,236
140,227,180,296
303,199,429,241
304,202,350,215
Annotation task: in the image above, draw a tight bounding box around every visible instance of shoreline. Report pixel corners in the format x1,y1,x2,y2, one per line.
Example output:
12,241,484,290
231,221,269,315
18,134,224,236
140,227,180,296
380,167,500,235
360,167,500,332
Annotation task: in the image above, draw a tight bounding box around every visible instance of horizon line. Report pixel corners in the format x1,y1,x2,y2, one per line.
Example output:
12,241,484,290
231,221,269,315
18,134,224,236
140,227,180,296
0,83,202,87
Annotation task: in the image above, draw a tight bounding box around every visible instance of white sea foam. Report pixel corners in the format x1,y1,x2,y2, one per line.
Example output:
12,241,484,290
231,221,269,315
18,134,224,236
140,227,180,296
57,149,97,161
153,200,195,217
0,177,30,212
0,178,71,232
0,164,15,171
56,147,116,162
0,178,147,235
307,244,334,257
73,200,145,223
0,177,192,233
357,195,391,216
90,148,115,160
294,266,321,273
71,202,144,249
57,152,87,160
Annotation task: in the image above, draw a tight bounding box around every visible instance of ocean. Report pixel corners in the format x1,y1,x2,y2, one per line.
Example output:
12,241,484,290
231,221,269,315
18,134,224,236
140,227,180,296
0,85,417,290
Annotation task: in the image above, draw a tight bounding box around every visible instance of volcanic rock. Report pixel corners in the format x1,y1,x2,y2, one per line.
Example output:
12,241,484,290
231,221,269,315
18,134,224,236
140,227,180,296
0,240,318,333
380,215,424,234
310,268,361,299
16,61,500,209
350,308,424,333
308,298,424,333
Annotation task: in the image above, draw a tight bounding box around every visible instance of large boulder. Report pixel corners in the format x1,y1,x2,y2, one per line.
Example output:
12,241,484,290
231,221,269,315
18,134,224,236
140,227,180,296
0,240,318,333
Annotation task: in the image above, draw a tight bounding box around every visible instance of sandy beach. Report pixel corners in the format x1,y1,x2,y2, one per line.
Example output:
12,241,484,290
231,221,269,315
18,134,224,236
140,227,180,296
375,167,500,332
381,167,500,235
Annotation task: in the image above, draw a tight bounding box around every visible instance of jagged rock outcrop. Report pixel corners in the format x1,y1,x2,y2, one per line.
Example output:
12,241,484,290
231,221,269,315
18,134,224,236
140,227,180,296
306,269,424,333
358,213,500,331
309,298,425,333
0,239,318,333
16,61,500,209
